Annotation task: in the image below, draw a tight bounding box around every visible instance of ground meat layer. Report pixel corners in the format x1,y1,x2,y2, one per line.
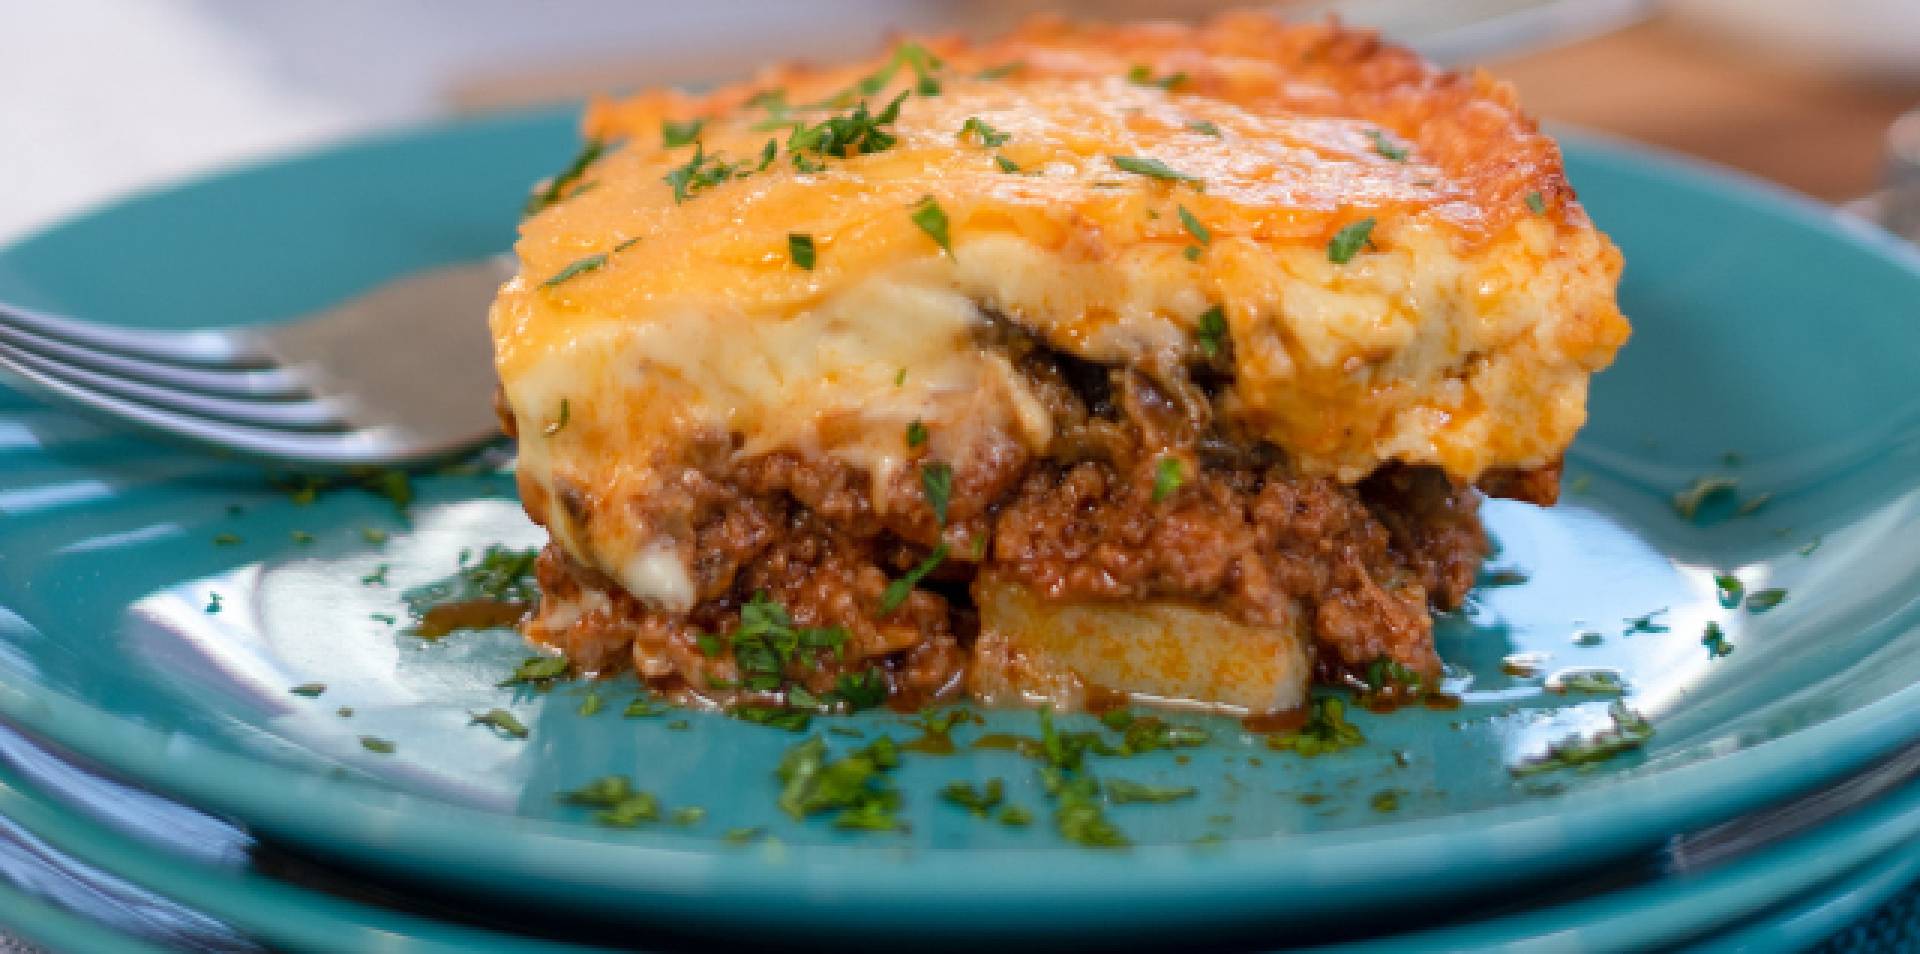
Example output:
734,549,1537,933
521,320,1495,709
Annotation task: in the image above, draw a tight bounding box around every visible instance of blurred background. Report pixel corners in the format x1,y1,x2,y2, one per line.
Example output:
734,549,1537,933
3,0,1919,243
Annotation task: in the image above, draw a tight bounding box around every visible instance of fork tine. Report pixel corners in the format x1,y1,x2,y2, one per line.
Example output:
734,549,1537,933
0,322,309,399
0,349,437,468
0,339,351,431
0,302,271,368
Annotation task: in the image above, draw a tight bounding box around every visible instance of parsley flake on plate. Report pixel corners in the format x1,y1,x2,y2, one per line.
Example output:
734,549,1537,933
470,708,529,739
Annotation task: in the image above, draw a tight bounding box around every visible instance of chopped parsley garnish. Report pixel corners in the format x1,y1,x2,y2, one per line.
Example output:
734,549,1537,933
1327,217,1377,264
942,778,1005,815
1187,119,1223,137
993,154,1022,174
1110,154,1201,184
624,696,665,718
1104,779,1196,804
1183,245,1202,261
1702,621,1734,658
734,705,812,732
404,545,539,627
879,542,948,615
1370,790,1402,813
562,775,635,806
577,690,604,716
499,655,569,688
663,139,774,202
1619,612,1671,642
958,117,1010,147
1266,696,1365,756
1746,588,1787,613
702,592,859,705
559,776,662,828
661,117,706,148
835,668,889,711
788,92,908,163
361,527,388,545
1151,456,1184,503
910,195,953,255
597,794,661,828
671,806,707,826
1483,569,1529,587
337,707,353,718
775,735,904,831
906,420,928,447
1196,305,1228,359
1512,703,1653,776
1714,574,1744,608
1738,492,1773,516
470,708,529,739
787,232,816,270
360,736,395,754
920,460,954,526
722,826,766,844
1365,128,1409,162
1524,191,1548,215
976,61,1024,80
541,253,608,288
290,530,314,545
289,683,326,698
543,398,571,436
525,138,605,216
1108,712,1210,754
997,805,1033,826
1364,657,1425,696
1177,204,1211,246
1051,771,1129,848
1126,65,1188,90
856,42,944,98
1799,535,1823,556
1673,475,1740,521
1553,669,1626,695
213,533,242,546
205,592,222,614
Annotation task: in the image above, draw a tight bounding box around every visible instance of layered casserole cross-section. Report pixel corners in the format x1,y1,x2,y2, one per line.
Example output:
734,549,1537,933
489,12,1629,717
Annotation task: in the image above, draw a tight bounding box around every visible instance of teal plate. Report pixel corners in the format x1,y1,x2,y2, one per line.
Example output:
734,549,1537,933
2,110,1920,945
0,720,1913,953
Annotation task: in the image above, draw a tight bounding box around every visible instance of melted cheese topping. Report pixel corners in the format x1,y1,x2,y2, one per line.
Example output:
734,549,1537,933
490,13,1629,605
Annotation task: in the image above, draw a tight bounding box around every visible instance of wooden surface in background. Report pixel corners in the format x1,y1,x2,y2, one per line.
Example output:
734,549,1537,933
1487,19,1914,202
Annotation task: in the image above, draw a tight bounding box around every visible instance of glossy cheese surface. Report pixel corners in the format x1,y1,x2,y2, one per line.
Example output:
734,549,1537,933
489,13,1629,605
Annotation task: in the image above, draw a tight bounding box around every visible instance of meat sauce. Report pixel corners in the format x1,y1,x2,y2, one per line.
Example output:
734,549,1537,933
520,316,1508,708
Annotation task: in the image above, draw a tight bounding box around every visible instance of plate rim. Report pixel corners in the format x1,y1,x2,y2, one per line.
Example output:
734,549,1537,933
3,114,1920,930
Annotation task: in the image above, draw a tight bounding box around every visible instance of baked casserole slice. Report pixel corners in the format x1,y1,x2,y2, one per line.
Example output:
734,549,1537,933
489,12,1629,716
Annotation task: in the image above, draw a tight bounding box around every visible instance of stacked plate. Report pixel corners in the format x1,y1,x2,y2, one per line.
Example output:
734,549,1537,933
0,110,1917,952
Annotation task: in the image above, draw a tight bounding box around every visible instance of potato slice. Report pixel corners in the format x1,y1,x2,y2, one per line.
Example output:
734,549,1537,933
969,577,1310,715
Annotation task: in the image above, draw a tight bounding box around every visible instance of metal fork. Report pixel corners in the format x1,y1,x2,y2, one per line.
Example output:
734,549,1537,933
0,256,516,468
